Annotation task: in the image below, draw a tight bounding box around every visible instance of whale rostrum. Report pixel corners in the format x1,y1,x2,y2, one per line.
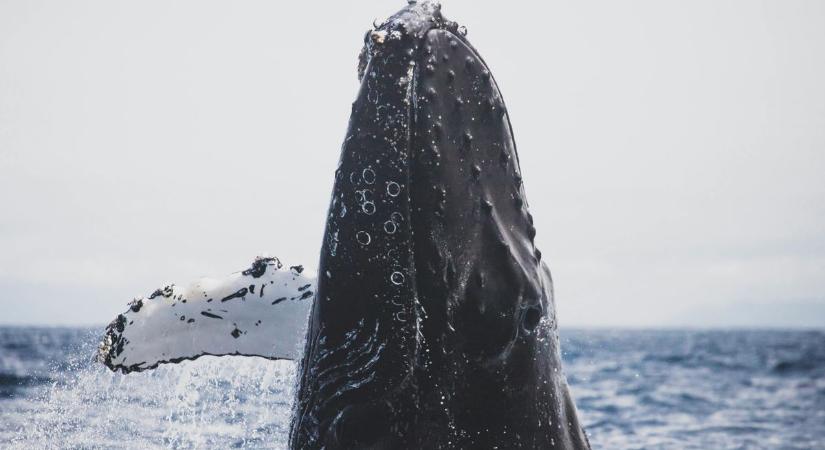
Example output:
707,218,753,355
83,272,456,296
98,1,589,449
292,2,589,448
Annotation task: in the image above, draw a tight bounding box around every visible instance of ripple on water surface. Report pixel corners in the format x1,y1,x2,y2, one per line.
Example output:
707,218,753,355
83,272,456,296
1,327,824,449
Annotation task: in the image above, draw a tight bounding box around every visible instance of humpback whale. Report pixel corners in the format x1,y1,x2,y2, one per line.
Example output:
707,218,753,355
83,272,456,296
98,1,590,449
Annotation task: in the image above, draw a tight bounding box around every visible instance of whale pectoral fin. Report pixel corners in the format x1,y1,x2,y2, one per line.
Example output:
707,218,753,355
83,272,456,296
97,256,316,374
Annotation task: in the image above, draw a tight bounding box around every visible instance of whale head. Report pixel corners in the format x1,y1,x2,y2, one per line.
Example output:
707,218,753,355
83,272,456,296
292,2,589,449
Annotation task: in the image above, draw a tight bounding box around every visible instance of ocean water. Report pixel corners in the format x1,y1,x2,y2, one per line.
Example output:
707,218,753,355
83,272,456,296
1,327,823,449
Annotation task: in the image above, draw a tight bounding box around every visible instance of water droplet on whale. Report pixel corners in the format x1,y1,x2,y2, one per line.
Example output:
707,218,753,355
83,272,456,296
362,201,376,215
387,181,401,197
390,272,405,285
356,231,371,245
363,168,376,184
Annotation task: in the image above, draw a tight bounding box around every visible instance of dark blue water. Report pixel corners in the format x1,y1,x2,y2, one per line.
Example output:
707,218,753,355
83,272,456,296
1,327,823,449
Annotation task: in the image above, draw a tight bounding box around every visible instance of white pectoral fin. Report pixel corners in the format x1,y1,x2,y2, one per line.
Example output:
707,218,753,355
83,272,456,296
97,257,316,373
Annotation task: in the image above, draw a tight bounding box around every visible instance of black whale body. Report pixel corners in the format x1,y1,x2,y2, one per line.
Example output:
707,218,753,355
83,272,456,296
291,2,590,449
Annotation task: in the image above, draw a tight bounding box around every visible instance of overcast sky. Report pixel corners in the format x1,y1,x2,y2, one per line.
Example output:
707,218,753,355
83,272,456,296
1,0,823,328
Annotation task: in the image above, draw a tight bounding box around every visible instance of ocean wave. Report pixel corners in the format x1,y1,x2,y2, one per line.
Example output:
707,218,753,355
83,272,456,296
1,328,823,449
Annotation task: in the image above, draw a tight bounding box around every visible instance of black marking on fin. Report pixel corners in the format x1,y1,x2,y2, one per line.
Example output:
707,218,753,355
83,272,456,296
129,299,143,313
243,257,282,278
221,288,248,302
148,285,174,299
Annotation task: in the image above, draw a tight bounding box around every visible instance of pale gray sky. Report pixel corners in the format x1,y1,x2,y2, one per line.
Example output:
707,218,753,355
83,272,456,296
1,0,823,327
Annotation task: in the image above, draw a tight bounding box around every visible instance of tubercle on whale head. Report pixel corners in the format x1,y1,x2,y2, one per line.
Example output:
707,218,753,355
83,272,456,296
356,0,467,82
